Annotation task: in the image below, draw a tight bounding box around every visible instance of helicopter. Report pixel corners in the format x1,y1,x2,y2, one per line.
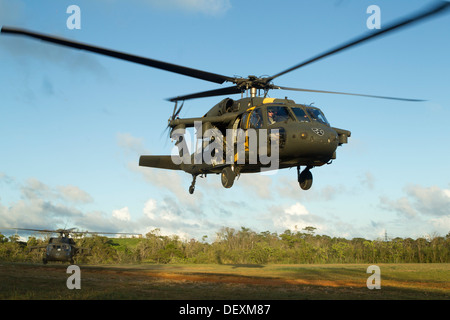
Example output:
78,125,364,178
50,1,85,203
1,2,449,194
3,228,140,264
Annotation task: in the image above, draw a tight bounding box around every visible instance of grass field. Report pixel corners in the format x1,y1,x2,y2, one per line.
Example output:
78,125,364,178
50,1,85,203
0,262,448,300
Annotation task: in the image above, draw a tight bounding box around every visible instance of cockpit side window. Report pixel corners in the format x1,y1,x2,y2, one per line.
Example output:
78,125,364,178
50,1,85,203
267,106,293,125
291,107,310,122
240,111,250,130
241,108,263,129
307,108,330,126
249,108,263,129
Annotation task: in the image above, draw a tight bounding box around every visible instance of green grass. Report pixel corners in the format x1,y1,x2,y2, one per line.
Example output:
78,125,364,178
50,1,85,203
0,262,448,300
109,237,141,251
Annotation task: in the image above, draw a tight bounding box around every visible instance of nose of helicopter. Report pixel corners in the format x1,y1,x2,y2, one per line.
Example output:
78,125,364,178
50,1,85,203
283,124,339,162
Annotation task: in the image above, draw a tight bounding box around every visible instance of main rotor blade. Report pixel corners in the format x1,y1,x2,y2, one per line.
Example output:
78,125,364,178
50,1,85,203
275,86,425,102
0,26,233,85
0,227,140,235
168,85,242,102
1,227,56,233
73,231,141,235
266,1,450,83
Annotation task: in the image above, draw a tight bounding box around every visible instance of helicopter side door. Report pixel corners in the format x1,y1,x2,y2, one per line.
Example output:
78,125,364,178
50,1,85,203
265,105,292,150
237,107,264,164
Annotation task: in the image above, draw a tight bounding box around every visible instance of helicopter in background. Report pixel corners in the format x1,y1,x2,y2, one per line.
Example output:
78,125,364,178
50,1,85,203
3,228,140,264
1,2,449,194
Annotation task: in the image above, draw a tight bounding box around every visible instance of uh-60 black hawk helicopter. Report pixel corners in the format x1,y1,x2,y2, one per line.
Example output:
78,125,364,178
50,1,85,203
2,2,449,194
4,228,140,264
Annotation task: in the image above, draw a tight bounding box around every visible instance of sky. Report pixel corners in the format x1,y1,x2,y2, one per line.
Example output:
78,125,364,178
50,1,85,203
0,0,449,241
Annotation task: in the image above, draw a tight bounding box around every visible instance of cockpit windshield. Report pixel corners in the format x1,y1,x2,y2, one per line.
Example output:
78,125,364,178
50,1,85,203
291,107,310,122
267,106,293,125
307,108,330,126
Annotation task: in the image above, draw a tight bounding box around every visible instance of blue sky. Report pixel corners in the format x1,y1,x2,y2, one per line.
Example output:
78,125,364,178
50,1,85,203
0,0,449,241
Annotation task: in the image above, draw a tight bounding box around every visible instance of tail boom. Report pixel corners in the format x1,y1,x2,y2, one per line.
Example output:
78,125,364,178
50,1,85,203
139,155,181,170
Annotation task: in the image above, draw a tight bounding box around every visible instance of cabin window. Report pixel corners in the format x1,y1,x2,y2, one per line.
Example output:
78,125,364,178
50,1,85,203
291,107,310,122
267,106,293,125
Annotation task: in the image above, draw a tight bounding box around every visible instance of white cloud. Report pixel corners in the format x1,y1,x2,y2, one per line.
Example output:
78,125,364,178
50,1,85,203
74,210,139,234
19,178,93,205
276,176,345,201
444,189,450,198
238,173,273,199
0,177,132,233
20,178,50,200
143,198,182,222
379,196,417,218
129,161,202,206
359,171,375,190
139,196,219,239
139,0,232,16
381,184,450,218
143,199,158,219
97,0,232,16
117,132,149,156
285,202,309,216
266,201,372,238
429,216,450,235
112,207,131,221
272,202,318,232
404,184,450,217
378,184,450,237
57,185,94,204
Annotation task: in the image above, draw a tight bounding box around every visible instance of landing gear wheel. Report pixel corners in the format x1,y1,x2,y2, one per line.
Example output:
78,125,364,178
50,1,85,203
298,166,313,190
221,166,235,188
189,185,195,194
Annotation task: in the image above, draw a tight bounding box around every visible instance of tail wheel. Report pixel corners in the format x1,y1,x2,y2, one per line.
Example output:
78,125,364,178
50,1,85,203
298,169,313,190
221,166,235,188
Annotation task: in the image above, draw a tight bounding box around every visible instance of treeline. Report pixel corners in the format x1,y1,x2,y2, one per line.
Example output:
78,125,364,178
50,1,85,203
1,227,449,264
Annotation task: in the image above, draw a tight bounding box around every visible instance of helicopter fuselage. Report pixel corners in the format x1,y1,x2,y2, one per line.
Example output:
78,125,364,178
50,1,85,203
43,237,76,264
140,96,351,192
